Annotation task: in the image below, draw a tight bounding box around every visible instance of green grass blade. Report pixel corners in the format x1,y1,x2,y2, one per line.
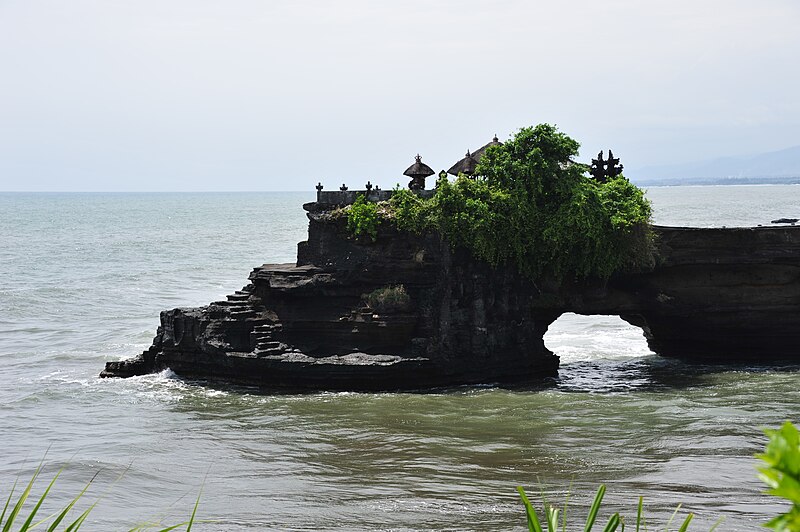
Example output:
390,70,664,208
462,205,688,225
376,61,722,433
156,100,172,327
602,513,621,532
19,469,62,531
547,506,559,532
140,484,203,532
153,522,190,532
584,484,607,532
677,513,693,532
539,482,550,524
46,473,97,532
63,484,101,532
1,479,19,526
63,503,96,532
562,480,573,532
665,503,682,531
517,486,544,532
185,486,201,532
708,516,725,531
636,496,642,532
3,465,41,532
127,522,156,531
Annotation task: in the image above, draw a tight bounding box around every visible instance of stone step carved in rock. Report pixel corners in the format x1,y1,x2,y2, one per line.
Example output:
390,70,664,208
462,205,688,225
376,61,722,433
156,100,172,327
256,340,282,350
213,300,252,308
229,309,259,319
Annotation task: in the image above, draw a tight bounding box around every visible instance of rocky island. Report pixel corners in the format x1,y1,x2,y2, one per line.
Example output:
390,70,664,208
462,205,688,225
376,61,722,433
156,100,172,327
101,126,800,390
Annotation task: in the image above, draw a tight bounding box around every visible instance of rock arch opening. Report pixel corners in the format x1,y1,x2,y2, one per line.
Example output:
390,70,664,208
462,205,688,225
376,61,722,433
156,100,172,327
544,313,654,363
543,313,657,392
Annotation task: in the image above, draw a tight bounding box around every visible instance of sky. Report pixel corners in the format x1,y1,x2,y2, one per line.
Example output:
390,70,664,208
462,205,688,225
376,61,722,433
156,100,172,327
1,0,799,191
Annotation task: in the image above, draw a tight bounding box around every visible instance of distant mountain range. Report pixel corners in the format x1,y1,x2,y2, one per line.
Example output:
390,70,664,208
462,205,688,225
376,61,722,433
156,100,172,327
628,145,800,186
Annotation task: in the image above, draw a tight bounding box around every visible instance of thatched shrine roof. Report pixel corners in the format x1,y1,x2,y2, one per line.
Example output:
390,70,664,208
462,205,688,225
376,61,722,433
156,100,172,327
470,135,502,161
447,150,479,176
403,155,435,178
446,135,503,177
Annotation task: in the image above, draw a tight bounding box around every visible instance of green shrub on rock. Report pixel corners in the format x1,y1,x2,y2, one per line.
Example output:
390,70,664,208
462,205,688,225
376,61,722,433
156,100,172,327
387,124,654,280
363,285,411,313
346,194,381,242
388,188,433,234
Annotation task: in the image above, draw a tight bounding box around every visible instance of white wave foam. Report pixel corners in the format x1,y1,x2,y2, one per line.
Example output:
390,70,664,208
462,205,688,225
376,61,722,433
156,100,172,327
545,313,653,363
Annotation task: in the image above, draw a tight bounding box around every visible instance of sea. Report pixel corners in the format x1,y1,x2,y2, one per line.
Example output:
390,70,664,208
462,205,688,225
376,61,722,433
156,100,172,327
1,185,799,531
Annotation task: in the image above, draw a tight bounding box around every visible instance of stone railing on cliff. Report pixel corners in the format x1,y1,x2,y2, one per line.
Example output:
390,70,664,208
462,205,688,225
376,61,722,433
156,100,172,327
101,199,800,391
316,189,435,206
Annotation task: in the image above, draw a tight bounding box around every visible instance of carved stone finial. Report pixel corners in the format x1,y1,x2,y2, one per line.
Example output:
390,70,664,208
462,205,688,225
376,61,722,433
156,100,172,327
590,150,606,182
607,150,623,178
589,149,624,183
365,180,373,192
340,184,348,191
315,182,323,192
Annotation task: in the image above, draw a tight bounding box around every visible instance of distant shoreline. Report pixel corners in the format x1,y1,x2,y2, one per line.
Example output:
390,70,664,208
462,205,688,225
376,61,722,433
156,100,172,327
3,176,800,193
632,176,800,187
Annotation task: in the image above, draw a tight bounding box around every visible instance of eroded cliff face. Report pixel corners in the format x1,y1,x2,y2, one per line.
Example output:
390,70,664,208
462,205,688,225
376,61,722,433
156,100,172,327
101,202,800,390
609,227,800,360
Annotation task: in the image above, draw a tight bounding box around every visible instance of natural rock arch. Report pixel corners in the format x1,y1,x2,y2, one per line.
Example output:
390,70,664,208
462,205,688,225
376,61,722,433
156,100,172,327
102,204,800,390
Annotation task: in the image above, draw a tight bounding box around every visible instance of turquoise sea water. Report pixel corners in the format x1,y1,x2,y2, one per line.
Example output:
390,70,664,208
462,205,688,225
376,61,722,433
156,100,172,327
1,186,799,530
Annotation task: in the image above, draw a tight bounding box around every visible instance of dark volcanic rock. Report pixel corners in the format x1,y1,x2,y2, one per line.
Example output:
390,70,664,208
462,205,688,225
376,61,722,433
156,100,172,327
101,204,800,390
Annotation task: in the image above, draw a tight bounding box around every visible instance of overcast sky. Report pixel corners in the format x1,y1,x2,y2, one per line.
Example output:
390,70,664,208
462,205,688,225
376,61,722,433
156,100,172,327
1,0,798,191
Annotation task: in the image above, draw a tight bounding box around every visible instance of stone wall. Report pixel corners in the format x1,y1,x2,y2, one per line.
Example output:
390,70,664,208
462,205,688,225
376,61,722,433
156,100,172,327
317,189,435,206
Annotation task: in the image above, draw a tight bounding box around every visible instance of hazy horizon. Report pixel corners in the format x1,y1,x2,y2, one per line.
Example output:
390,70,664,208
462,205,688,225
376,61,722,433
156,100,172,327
2,1,799,192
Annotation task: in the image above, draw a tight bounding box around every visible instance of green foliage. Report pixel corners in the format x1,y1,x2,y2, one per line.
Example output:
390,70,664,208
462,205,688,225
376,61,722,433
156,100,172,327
1,463,200,532
346,194,381,242
517,484,696,532
477,123,586,198
758,421,800,531
598,176,652,230
388,188,432,234
1,461,96,532
518,484,622,532
597,176,656,273
420,177,514,268
385,124,654,280
363,285,411,313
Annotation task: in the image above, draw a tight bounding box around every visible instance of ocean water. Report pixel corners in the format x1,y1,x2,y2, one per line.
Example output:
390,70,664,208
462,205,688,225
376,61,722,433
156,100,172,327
0,186,799,531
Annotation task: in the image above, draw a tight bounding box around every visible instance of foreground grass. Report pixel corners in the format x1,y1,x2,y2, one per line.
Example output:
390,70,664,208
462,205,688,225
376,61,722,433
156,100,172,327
517,484,714,532
518,421,800,531
0,461,199,532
